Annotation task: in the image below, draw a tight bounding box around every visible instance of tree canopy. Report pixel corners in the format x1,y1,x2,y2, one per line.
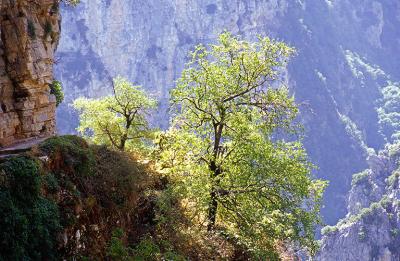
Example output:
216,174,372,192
73,77,156,152
155,32,326,258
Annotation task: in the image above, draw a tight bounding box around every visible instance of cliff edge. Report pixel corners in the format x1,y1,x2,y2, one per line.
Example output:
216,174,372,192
0,0,60,147
318,143,400,260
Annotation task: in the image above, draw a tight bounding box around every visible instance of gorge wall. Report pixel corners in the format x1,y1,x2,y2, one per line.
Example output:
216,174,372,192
55,0,400,225
0,0,59,147
318,143,400,260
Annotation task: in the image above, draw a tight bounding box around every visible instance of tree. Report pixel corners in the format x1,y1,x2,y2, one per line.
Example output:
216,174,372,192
156,32,326,257
73,77,157,152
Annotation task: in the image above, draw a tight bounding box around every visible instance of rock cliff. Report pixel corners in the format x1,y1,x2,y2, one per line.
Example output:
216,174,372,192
55,0,400,224
0,0,59,147
318,143,400,260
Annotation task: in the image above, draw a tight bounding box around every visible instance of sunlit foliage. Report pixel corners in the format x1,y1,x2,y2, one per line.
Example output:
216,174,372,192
155,32,326,258
73,77,157,152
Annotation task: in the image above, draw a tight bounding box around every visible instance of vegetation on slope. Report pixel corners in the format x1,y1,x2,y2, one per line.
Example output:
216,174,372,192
69,32,326,259
0,32,326,260
0,157,60,260
0,136,158,260
0,136,256,260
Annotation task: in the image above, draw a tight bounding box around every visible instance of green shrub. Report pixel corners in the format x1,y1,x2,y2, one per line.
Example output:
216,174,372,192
388,142,400,158
106,228,132,260
40,135,95,176
321,225,338,235
358,202,382,224
163,251,186,261
43,172,60,193
0,156,41,203
133,236,161,260
387,172,399,187
0,157,60,260
351,170,370,187
106,229,186,261
50,80,64,107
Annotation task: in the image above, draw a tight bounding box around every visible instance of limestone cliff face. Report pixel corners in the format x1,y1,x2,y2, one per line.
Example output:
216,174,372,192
0,0,59,147
318,143,400,260
55,0,400,224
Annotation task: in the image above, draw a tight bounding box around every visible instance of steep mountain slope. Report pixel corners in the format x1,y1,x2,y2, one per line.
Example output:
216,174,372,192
318,143,400,260
0,136,275,260
55,0,400,224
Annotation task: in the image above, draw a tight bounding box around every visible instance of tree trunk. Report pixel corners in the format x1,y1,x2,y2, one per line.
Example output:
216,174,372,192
207,160,221,231
207,118,224,231
119,116,132,151
119,134,127,151
207,188,218,231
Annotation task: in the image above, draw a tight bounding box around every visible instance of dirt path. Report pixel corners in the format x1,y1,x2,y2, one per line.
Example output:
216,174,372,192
0,137,48,158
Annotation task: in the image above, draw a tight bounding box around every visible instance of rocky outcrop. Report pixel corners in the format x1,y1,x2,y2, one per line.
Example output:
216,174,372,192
0,0,60,147
318,143,400,260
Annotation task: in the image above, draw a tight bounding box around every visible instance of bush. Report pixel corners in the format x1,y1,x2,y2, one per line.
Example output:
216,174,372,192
50,80,64,107
351,170,370,187
39,135,95,176
43,172,60,194
106,228,133,260
321,225,338,235
133,236,162,260
0,157,60,260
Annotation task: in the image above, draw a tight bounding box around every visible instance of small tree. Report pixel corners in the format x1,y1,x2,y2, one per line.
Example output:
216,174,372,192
156,32,326,258
73,77,156,152
50,80,64,107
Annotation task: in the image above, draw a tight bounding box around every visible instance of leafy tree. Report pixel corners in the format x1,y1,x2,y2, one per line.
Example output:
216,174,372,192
156,32,326,257
73,77,157,152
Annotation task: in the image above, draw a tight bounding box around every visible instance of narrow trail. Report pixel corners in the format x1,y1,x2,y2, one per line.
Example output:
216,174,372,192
0,137,48,158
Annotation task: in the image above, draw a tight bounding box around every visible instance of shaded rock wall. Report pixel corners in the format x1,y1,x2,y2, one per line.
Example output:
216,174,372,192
0,0,59,147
